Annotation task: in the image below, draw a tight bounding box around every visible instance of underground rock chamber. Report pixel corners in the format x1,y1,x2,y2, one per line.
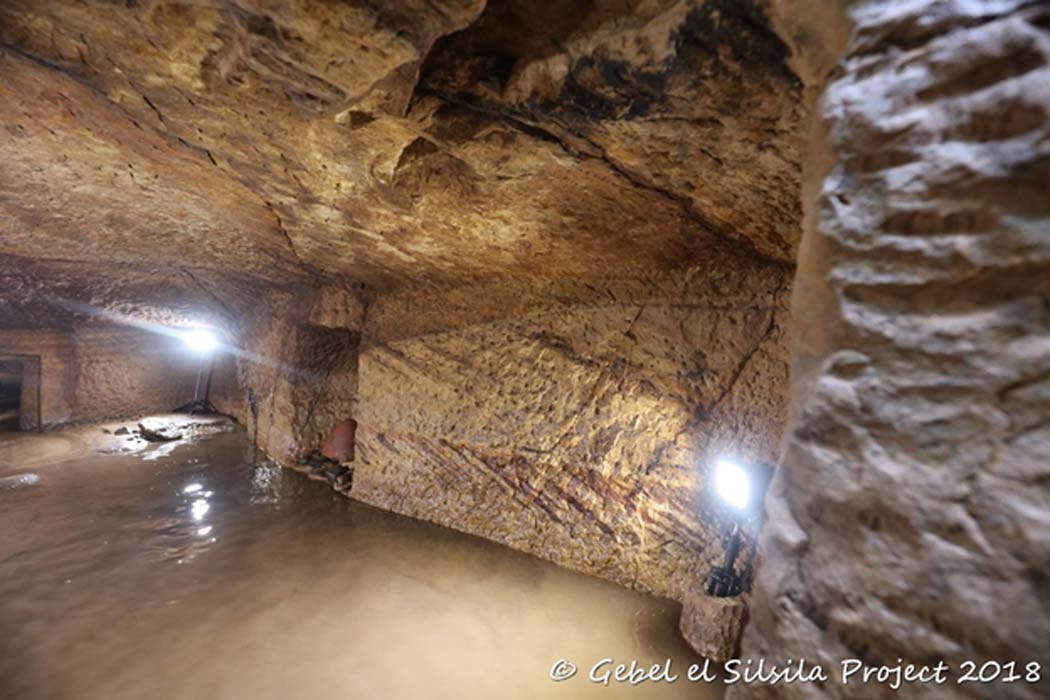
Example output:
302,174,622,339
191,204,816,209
0,1,1047,699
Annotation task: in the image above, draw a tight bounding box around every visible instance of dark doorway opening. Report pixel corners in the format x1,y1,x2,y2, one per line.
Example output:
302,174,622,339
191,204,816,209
0,358,23,431
0,355,41,432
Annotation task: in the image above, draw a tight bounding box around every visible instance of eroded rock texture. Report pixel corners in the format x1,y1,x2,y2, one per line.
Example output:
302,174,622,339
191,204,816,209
680,590,749,662
352,263,790,600
737,2,1050,698
0,0,802,307
223,284,365,467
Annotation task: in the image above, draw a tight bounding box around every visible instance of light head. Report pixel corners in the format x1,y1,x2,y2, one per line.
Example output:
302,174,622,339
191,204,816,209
714,457,752,512
182,328,218,354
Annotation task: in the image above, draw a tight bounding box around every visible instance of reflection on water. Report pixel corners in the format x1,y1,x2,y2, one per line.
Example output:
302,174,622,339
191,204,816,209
249,461,283,505
0,422,720,700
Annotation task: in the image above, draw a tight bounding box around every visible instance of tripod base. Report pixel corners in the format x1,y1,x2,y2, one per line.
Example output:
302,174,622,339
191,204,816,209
174,398,218,415
706,524,746,597
706,566,745,597
178,353,217,416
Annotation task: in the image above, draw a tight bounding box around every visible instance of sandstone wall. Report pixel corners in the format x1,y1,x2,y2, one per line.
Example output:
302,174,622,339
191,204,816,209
350,262,791,602
68,325,201,421
0,329,76,426
737,2,1050,698
226,285,364,467
0,324,201,427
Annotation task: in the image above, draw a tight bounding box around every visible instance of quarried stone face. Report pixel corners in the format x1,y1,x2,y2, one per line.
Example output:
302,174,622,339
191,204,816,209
736,2,1050,698
1,0,803,319
0,0,800,613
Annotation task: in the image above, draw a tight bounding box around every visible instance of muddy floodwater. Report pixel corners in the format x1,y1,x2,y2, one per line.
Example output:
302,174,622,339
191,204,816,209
0,417,720,700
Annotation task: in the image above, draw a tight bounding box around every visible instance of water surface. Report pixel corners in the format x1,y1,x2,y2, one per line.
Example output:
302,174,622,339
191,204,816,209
0,418,720,699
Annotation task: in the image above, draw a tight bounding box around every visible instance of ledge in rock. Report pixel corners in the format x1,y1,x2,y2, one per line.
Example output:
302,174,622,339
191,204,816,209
679,590,749,663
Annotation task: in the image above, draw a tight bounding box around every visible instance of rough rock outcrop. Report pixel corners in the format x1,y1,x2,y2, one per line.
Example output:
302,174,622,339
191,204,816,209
351,262,790,601
224,285,364,467
1,0,802,322
680,590,749,662
736,2,1050,698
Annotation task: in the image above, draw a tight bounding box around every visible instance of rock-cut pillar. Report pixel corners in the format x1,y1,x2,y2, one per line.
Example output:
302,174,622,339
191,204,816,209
737,2,1050,698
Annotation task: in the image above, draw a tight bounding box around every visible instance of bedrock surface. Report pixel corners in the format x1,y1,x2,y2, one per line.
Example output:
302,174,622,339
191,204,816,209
0,0,802,327
736,2,1050,698
350,263,790,601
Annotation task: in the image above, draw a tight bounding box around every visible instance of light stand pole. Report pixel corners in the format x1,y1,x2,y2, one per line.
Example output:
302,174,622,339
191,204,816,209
705,457,773,598
192,353,205,403
178,355,217,415
707,522,745,597
175,329,220,415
